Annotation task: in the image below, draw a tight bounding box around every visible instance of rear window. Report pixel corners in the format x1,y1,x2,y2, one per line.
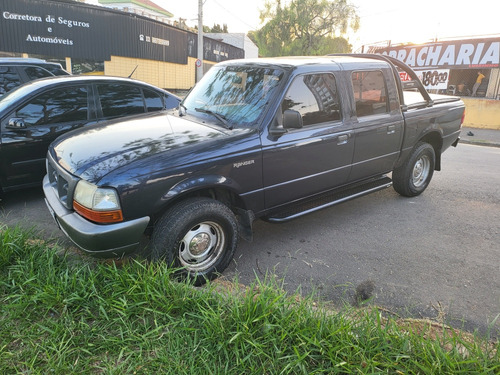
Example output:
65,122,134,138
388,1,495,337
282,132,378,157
23,66,53,80
351,71,389,117
144,89,164,112
97,84,145,118
40,63,69,76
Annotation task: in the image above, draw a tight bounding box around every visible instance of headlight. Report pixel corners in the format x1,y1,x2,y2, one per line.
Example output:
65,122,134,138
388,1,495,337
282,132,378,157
73,180,123,223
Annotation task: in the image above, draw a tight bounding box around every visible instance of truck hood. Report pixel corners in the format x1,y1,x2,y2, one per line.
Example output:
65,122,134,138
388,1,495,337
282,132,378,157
52,112,228,181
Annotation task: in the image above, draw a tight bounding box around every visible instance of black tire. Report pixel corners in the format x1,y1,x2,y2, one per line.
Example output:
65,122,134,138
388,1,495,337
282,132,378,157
150,197,238,285
393,142,435,197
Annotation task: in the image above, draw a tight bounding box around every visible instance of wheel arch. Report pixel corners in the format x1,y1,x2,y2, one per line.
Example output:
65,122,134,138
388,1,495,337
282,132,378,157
418,131,442,171
148,175,252,237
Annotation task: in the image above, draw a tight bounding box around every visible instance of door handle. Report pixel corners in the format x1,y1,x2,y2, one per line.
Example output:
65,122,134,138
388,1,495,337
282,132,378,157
337,134,349,145
387,125,396,134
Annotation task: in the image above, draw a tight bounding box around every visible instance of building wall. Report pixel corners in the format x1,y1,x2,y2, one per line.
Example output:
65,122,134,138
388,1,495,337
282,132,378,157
486,68,500,99
105,55,196,90
0,0,244,90
462,98,500,130
206,33,259,59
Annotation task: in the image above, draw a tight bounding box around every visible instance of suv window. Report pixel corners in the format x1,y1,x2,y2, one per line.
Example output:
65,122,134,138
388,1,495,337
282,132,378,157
97,84,145,118
0,67,22,95
23,66,53,80
282,73,341,126
39,64,68,76
351,71,389,117
15,86,88,126
144,88,164,111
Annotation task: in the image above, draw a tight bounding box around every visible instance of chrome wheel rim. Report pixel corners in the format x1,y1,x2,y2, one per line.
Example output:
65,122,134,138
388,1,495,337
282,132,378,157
412,155,430,188
178,221,225,272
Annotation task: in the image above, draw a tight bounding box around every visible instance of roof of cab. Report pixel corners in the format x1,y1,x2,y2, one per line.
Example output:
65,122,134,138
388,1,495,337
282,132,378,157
218,55,392,72
10,74,167,92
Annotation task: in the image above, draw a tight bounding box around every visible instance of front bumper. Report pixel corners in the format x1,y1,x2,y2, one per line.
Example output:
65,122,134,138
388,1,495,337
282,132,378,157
43,175,150,257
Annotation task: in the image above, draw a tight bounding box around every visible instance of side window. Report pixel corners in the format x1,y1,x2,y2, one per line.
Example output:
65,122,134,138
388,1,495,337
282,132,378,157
23,66,53,80
164,94,180,110
40,64,67,76
0,67,22,95
97,84,145,118
144,89,164,112
15,86,88,126
282,73,341,126
351,70,389,117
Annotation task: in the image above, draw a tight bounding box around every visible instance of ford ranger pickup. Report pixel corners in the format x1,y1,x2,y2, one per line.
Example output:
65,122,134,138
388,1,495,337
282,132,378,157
43,54,465,284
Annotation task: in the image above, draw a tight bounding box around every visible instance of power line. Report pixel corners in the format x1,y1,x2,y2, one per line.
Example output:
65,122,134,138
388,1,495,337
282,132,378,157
209,0,261,31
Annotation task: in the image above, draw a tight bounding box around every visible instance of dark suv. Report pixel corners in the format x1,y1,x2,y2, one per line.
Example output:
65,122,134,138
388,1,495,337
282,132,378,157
0,58,70,96
0,75,180,193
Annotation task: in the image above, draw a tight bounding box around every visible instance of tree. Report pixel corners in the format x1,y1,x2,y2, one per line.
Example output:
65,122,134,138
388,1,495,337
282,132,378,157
252,0,359,57
209,24,229,33
201,24,229,33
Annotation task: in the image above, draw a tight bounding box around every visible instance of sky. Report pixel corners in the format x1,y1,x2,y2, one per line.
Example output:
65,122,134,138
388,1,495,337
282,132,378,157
91,0,500,51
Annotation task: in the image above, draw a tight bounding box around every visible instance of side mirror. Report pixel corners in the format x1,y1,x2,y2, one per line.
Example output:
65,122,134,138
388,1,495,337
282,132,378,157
283,109,303,129
7,118,27,130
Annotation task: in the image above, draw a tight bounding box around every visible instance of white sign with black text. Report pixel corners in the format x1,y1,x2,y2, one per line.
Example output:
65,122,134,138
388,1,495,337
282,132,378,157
400,69,450,91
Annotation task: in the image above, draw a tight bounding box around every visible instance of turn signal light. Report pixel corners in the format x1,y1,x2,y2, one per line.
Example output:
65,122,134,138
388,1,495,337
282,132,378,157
73,200,123,223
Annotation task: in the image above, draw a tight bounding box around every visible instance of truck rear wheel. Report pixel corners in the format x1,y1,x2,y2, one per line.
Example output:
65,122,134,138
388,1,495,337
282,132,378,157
150,197,238,285
393,142,435,197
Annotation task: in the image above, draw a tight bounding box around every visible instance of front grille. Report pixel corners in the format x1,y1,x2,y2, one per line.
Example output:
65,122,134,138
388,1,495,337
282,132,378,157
46,153,80,210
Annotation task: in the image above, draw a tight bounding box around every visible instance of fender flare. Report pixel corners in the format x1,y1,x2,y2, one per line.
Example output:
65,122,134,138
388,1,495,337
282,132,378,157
162,174,243,202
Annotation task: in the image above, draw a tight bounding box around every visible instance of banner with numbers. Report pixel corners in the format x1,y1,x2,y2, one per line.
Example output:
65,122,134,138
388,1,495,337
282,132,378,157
416,69,450,90
400,69,449,90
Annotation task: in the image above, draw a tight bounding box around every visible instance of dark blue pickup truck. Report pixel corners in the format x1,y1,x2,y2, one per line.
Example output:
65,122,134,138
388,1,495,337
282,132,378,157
43,54,465,284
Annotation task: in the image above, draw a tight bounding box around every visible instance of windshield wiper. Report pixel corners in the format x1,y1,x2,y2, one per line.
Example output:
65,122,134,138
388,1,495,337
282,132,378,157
194,107,232,130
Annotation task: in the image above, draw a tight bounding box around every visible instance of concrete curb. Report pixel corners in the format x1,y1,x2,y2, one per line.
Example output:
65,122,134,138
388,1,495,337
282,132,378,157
459,139,500,148
459,127,500,148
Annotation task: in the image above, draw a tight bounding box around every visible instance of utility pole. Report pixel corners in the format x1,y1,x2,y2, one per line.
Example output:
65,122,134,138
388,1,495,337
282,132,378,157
196,0,203,82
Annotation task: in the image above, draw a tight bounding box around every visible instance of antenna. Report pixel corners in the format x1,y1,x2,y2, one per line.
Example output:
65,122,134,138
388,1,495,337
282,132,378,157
128,65,138,78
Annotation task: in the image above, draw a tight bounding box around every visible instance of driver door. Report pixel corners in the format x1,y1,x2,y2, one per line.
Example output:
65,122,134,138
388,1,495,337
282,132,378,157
261,73,354,209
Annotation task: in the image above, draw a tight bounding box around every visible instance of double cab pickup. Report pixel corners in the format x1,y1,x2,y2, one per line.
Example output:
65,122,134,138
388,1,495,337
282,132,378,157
43,54,465,284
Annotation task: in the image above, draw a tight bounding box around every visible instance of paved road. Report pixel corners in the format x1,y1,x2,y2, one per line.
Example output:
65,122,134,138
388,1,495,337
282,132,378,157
1,143,499,337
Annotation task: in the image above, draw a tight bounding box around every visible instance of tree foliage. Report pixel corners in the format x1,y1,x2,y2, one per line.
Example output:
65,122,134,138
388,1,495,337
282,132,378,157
250,0,359,57
203,23,229,33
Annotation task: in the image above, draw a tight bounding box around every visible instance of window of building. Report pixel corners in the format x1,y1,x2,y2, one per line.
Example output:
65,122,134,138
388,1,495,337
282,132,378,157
282,73,341,126
15,86,88,126
351,70,389,117
71,59,104,75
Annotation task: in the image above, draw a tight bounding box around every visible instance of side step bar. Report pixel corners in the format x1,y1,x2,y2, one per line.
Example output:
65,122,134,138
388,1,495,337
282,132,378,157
265,177,393,223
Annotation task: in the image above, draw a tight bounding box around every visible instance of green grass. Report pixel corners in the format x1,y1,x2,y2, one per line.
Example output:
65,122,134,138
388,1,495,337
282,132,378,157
0,225,498,374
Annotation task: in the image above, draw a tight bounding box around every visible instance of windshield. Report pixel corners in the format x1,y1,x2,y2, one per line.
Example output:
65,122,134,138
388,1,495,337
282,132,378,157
182,65,284,128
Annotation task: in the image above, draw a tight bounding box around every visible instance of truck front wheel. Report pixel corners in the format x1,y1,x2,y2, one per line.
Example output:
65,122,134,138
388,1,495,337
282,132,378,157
393,142,435,197
150,198,238,285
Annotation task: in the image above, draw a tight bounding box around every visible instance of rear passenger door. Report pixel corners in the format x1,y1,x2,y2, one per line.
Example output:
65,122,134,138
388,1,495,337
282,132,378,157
262,72,354,209
348,70,404,182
